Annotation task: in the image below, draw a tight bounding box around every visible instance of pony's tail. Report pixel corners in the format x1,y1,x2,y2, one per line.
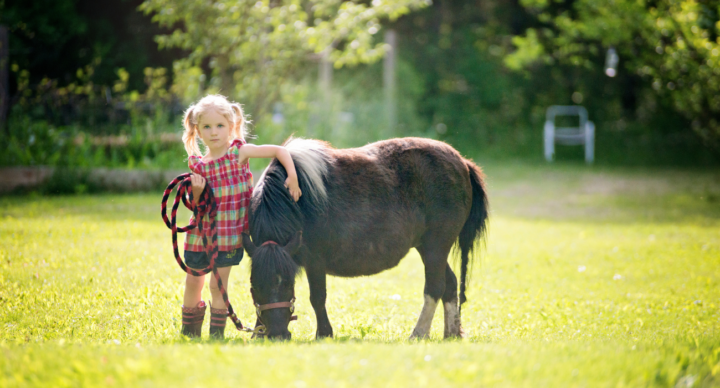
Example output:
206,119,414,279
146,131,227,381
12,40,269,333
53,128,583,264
457,160,489,314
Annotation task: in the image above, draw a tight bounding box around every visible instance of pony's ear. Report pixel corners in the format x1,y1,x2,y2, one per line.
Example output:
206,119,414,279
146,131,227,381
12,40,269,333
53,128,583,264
242,233,256,257
283,231,302,256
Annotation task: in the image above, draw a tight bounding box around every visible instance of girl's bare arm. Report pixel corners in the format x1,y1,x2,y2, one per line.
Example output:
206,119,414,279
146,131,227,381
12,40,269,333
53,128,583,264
238,144,302,201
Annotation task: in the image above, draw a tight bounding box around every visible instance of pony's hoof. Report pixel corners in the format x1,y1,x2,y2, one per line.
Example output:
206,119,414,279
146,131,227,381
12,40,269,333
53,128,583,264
409,331,430,340
443,331,466,339
315,331,333,340
443,324,466,339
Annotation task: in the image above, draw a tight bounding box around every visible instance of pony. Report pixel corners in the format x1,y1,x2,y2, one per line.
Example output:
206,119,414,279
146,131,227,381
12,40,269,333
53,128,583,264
242,137,488,340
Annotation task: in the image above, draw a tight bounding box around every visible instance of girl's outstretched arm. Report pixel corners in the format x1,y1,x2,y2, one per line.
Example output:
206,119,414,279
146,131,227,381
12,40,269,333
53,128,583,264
238,144,302,201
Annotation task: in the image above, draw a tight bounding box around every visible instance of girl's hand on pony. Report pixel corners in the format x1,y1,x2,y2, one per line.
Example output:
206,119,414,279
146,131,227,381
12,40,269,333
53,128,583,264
285,176,302,202
190,174,206,203
236,143,303,202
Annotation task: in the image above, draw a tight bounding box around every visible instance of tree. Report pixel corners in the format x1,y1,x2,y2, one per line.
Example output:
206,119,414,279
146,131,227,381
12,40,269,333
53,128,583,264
140,0,429,117
505,0,720,149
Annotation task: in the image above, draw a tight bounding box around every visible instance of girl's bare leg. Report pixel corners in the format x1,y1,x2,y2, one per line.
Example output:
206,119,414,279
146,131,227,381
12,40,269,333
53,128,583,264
184,273,205,307
209,267,232,310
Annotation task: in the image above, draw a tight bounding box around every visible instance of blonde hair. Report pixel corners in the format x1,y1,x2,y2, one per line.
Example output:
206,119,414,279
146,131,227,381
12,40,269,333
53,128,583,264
181,94,250,157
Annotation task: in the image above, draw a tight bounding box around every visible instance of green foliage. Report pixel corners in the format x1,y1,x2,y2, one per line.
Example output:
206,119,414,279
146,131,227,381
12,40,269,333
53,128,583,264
390,2,720,165
39,168,100,196
504,29,546,71
396,12,550,159
5,0,720,169
139,0,430,115
505,0,720,148
1,117,78,167
0,165,719,385
0,0,87,71
241,58,429,174
304,58,428,146
0,0,179,93
0,112,187,170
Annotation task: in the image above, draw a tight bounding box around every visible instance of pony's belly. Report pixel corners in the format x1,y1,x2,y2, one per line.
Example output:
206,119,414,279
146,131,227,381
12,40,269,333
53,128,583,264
324,245,411,277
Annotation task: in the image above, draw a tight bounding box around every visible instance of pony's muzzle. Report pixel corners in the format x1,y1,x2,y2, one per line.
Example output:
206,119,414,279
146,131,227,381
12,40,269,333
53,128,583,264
268,330,292,340
262,308,293,340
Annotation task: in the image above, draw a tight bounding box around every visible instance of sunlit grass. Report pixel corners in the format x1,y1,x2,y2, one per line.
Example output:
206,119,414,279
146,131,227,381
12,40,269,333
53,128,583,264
1,164,719,386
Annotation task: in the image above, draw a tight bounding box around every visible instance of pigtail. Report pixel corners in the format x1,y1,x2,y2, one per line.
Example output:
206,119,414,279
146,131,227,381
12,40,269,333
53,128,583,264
181,105,202,157
229,103,249,140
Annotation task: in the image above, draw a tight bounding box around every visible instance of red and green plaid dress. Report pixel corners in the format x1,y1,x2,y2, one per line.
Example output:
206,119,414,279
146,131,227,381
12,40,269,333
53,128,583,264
184,139,253,252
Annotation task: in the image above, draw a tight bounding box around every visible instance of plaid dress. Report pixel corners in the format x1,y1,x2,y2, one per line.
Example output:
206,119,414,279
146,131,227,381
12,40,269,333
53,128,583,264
184,139,253,252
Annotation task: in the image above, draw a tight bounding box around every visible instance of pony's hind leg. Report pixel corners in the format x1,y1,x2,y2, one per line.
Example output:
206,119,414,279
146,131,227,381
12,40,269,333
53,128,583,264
410,294,439,339
442,266,464,338
410,244,452,339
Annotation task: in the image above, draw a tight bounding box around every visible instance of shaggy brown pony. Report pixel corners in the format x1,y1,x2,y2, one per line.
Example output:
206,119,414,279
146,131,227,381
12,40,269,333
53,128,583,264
242,137,488,340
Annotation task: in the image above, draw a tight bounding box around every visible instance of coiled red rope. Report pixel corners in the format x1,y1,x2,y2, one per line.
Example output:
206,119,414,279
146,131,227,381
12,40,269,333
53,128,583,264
161,173,247,331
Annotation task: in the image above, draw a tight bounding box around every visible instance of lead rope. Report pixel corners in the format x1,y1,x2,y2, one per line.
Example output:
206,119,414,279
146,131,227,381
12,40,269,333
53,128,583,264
161,173,262,334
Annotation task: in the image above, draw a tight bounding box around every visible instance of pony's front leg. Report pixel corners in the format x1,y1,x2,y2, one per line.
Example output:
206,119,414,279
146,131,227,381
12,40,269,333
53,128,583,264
306,262,333,338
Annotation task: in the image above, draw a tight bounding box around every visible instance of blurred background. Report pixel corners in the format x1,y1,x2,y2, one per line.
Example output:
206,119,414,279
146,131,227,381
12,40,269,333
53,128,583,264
1,0,719,194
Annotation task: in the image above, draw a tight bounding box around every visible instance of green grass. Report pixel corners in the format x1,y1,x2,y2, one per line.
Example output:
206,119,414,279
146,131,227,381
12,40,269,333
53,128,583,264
1,163,720,387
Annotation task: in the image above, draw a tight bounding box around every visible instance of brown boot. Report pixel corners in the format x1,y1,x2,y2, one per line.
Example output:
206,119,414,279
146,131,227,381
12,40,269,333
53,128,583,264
209,306,228,339
181,301,206,338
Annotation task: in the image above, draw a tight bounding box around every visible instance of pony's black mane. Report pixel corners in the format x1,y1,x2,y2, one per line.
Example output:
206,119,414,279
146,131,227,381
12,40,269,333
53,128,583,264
250,164,303,246
250,244,300,287
249,140,329,246
249,141,330,284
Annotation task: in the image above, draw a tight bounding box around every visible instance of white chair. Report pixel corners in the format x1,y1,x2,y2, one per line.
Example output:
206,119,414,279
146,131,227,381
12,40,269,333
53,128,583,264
544,105,595,164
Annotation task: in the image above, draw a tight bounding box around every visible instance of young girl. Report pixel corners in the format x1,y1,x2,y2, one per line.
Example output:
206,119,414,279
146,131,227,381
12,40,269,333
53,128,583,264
180,94,302,339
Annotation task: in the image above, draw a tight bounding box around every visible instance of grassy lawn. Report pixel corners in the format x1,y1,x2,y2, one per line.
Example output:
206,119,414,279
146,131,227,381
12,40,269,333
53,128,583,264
1,162,719,387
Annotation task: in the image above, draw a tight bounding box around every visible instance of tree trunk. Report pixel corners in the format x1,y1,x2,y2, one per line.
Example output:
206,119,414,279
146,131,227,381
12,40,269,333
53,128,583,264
217,53,235,98
383,29,397,139
0,25,8,133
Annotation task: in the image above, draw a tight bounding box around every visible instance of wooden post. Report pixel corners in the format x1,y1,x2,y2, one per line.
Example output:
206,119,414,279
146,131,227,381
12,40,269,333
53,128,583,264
0,25,8,132
383,29,397,139
319,49,332,102
312,49,333,138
